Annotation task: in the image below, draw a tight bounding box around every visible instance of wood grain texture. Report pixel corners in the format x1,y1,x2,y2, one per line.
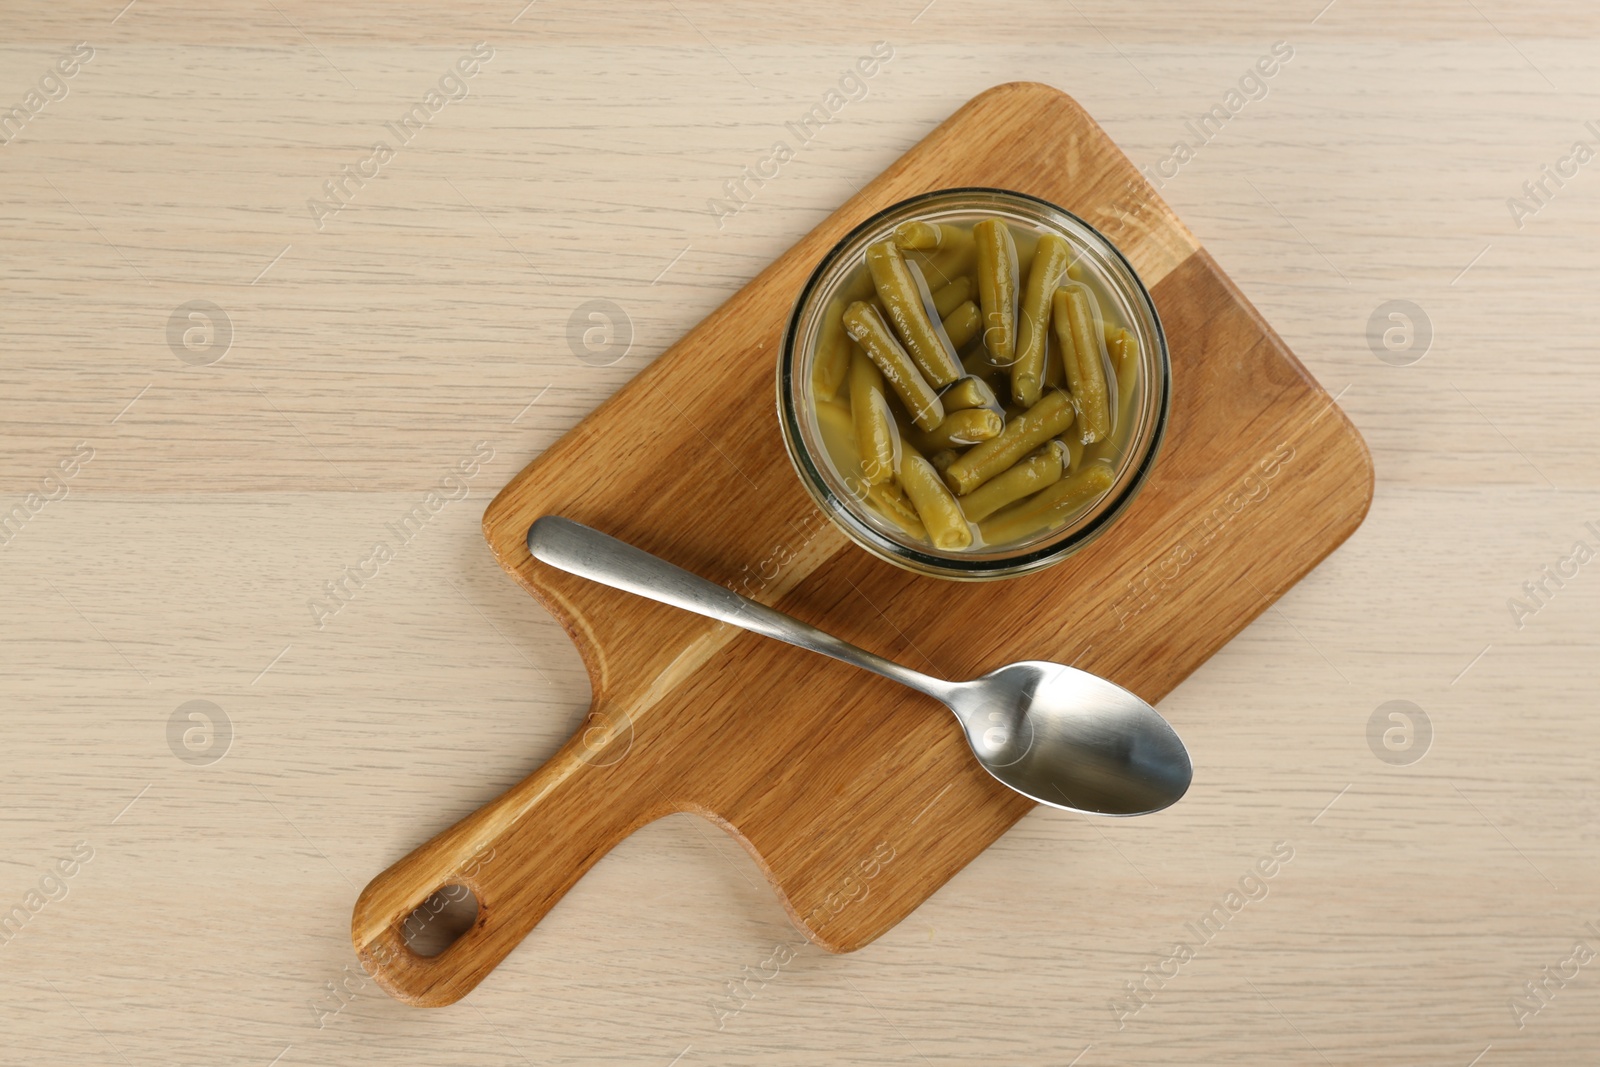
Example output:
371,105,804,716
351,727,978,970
7,3,1600,1064
347,83,1372,1007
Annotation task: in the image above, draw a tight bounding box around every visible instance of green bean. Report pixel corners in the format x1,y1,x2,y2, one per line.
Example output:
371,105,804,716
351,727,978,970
866,480,926,538
931,276,973,319
928,448,958,474
942,300,982,351
974,219,1019,368
909,407,1004,452
1106,324,1136,419
1083,326,1141,469
820,386,921,538
1057,433,1084,474
978,459,1113,545
866,241,962,388
1107,326,1139,389
812,296,852,401
900,451,973,550
1042,326,1065,390
1012,234,1071,408
957,441,1067,522
940,374,1000,414
843,301,944,431
892,221,946,251
849,345,900,485
943,389,1075,495
1052,285,1111,443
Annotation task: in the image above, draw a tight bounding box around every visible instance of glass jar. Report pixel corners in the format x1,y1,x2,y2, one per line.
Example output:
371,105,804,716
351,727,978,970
778,188,1170,580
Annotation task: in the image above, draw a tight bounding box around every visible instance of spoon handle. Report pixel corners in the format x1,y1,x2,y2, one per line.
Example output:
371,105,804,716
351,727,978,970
527,517,946,701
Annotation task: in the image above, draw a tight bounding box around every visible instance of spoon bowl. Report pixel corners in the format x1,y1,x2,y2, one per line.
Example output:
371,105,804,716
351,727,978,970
948,662,1191,815
527,516,1192,817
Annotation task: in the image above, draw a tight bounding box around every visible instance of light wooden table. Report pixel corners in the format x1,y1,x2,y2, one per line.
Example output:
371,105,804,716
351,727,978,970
4,2,1597,1064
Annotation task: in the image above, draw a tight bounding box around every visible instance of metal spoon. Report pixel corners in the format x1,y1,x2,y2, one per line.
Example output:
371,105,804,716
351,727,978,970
526,516,1192,816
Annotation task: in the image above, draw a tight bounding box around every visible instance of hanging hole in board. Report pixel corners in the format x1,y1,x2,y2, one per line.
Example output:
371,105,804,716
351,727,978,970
399,884,480,958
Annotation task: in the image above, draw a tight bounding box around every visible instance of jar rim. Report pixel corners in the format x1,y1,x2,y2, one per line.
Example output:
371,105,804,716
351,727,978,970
777,187,1171,580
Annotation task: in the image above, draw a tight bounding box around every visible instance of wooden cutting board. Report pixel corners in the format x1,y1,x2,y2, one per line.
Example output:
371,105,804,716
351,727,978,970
351,81,1373,1007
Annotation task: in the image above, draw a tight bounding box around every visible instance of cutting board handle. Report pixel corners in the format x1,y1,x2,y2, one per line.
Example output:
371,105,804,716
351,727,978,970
350,709,653,1006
